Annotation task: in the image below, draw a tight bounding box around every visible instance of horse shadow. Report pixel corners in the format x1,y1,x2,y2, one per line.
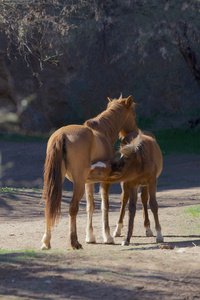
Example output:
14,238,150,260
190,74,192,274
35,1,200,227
113,235,200,251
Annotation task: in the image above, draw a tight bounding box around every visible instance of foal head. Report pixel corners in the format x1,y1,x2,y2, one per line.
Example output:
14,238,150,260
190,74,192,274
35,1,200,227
107,95,138,139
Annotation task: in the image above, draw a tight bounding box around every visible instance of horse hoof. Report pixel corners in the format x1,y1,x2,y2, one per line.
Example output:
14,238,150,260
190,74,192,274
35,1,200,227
156,232,164,243
104,236,114,244
113,230,121,237
73,242,83,250
85,235,96,244
146,228,153,237
121,240,129,246
41,243,51,250
113,223,123,237
156,237,164,243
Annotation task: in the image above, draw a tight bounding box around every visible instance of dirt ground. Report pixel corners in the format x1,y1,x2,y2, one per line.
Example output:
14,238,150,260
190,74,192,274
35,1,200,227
0,140,200,300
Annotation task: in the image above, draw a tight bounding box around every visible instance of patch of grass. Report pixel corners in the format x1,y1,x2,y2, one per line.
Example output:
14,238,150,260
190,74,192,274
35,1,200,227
0,250,45,263
152,128,200,155
115,127,200,155
0,249,37,255
1,127,200,155
0,187,42,193
0,133,47,143
0,187,25,193
16,250,42,260
184,205,200,217
137,115,158,129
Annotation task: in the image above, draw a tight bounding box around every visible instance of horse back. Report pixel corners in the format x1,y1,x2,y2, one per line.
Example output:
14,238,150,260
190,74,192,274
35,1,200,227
91,130,115,162
138,134,163,178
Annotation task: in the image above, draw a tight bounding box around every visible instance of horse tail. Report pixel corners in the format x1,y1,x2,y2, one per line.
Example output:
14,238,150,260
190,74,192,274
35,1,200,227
42,135,66,229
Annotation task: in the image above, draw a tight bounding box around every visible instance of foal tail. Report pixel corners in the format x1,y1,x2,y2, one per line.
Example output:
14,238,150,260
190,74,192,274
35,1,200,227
42,135,66,229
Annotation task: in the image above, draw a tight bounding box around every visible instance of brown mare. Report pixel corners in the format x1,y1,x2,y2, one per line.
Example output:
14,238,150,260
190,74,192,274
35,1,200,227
87,130,163,246
41,95,136,250
84,96,138,245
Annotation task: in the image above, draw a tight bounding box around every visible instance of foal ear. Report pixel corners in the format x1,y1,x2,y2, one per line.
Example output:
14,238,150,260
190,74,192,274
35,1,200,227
125,95,133,108
107,97,113,102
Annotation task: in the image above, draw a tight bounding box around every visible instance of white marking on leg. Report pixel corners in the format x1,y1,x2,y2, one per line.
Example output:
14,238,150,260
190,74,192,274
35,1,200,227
85,227,96,243
146,227,154,237
156,231,164,243
103,232,114,244
91,162,106,170
102,210,114,244
41,233,51,250
121,239,129,246
113,223,123,237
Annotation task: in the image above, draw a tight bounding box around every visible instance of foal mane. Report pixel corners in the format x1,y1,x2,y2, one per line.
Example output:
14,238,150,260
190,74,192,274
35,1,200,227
119,130,144,160
110,130,145,175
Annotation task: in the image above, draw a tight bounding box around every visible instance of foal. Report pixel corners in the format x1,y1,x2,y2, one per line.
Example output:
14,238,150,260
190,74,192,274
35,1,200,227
88,130,163,246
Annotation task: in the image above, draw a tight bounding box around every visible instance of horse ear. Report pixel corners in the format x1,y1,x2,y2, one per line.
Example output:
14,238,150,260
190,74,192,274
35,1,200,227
125,95,133,108
107,97,113,102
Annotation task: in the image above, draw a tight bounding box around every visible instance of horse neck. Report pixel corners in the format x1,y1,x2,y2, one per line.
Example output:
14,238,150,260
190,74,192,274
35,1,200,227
119,118,138,139
85,106,131,144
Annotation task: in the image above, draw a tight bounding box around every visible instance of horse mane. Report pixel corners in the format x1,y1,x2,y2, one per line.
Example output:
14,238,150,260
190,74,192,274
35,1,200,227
118,107,137,139
84,95,129,140
110,130,145,175
119,130,144,159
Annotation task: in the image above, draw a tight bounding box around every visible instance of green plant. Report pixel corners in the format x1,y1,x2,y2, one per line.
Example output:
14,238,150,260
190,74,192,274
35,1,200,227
0,133,47,143
184,206,200,217
0,249,45,263
0,187,25,193
116,127,200,155
152,128,200,155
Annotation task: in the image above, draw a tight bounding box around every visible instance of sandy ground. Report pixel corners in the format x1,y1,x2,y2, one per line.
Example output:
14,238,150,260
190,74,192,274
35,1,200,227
0,140,200,299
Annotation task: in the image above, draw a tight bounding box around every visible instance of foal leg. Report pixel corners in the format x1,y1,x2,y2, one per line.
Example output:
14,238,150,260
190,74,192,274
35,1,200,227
149,179,163,243
141,186,153,237
85,183,96,243
100,182,114,244
113,181,129,237
122,186,138,246
69,180,85,249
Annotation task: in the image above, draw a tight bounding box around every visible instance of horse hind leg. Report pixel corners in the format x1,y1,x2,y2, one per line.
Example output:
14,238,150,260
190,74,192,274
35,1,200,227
41,219,51,250
69,180,85,249
100,182,114,244
149,179,163,243
122,186,138,246
141,186,153,237
113,182,129,237
85,183,96,244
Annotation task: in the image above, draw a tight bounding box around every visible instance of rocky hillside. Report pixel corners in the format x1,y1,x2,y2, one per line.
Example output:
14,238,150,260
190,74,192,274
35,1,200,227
1,0,200,133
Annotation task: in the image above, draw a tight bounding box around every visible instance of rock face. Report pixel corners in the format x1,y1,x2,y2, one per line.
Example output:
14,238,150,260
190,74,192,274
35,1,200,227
1,1,200,133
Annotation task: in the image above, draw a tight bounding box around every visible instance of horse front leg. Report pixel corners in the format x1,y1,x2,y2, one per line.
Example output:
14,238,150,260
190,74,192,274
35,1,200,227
100,182,114,244
85,183,96,243
69,181,85,249
149,179,163,243
141,186,153,237
122,185,138,246
113,181,129,237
